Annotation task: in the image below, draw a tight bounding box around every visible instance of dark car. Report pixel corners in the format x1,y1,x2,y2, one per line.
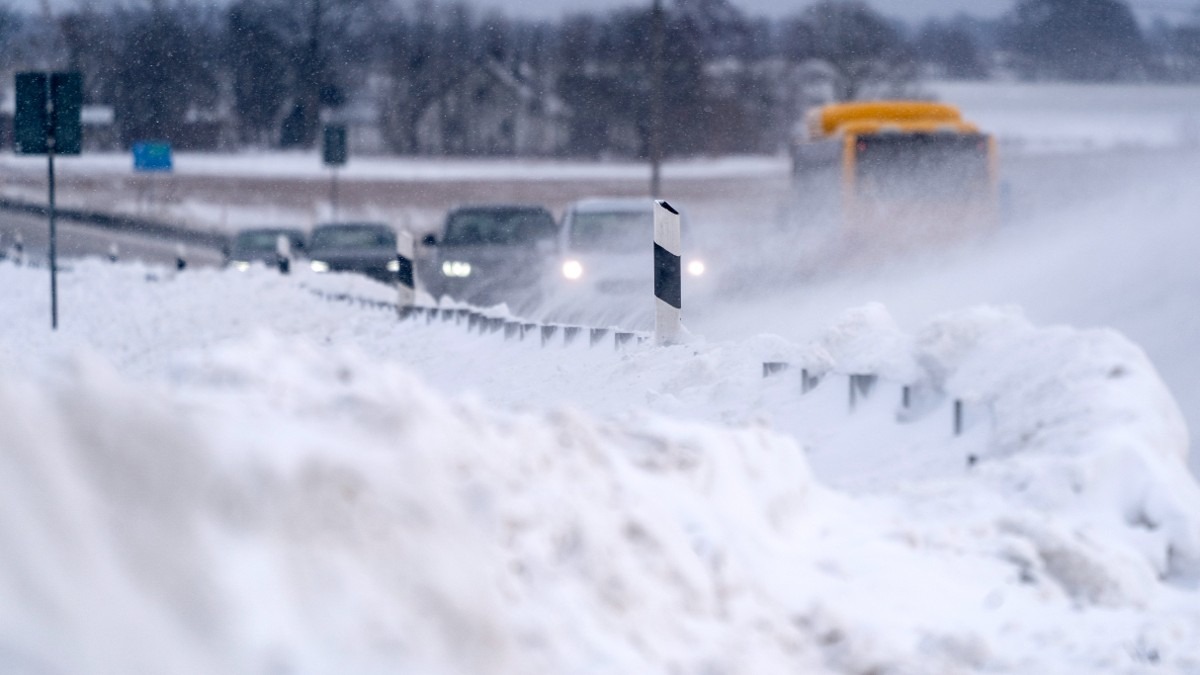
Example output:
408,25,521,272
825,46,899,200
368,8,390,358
225,227,306,271
307,222,400,284
420,205,557,309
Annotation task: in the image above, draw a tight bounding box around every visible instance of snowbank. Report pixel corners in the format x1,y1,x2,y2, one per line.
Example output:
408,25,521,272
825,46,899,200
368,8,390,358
2,259,1200,672
0,337,830,673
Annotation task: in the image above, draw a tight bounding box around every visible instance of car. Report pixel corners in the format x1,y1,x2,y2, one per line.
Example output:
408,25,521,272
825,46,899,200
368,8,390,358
553,198,709,298
306,222,402,284
224,227,306,271
420,204,558,309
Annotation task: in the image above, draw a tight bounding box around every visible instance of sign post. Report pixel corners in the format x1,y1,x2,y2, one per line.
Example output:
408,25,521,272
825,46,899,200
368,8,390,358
323,124,347,221
15,71,82,331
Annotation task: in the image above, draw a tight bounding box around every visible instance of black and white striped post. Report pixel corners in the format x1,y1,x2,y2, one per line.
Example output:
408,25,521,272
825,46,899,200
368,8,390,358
396,230,415,318
653,199,681,346
275,234,291,274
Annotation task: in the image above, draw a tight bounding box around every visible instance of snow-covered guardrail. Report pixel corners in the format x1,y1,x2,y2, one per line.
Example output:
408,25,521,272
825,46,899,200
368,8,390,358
761,361,990,442
406,306,649,351
308,287,651,351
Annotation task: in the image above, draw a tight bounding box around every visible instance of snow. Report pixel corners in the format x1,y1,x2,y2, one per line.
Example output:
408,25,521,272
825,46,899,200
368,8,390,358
929,80,1200,154
2,258,1200,673
0,152,786,183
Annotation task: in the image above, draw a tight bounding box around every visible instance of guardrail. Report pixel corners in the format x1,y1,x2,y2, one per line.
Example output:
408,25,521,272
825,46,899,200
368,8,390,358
310,286,650,351
0,196,228,250
761,361,990,443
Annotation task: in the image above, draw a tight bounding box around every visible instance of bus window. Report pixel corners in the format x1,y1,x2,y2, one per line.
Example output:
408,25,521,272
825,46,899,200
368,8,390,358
854,133,991,201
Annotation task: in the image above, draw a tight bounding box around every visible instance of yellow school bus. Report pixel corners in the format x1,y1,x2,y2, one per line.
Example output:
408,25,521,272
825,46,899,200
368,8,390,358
792,100,998,241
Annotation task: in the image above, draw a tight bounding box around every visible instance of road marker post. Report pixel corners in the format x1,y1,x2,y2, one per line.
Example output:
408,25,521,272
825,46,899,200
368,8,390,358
275,235,291,274
396,230,415,318
653,199,682,346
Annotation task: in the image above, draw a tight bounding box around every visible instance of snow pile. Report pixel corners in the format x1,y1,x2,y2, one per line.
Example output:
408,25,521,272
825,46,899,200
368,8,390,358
0,337,830,673
2,259,1200,672
921,307,1200,585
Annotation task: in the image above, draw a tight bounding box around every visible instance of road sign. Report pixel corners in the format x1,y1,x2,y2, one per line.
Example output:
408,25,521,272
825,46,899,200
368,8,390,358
14,71,84,331
323,124,347,166
14,73,48,154
51,73,82,155
133,142,173,172
14,72,82,155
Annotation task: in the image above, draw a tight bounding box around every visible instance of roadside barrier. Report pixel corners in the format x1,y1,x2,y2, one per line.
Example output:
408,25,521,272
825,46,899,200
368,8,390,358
308,284,651,351
0,196,228,251
404,305,650,351
762,361,989,441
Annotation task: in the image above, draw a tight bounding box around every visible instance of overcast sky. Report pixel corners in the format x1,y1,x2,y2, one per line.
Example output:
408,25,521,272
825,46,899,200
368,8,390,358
25,0,1200,24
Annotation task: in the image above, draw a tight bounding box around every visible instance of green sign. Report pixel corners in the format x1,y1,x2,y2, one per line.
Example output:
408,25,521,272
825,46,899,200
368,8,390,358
14,73,48,154
13,72,83,155
51,73,82,155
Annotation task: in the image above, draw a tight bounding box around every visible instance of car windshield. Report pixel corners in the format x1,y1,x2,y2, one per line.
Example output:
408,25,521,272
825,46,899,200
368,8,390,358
233,231,292,253
443,208,556,246
567,210,650,252
311,226,395,249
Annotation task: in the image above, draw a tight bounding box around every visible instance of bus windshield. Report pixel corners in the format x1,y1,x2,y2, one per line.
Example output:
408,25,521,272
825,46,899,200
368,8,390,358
854,133,990,200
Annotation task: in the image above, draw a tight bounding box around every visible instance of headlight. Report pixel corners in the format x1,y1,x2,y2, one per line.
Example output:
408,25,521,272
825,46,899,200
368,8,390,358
310,260,329,273
386,259,401,272
561,259,584,280
233,261,251,272
687,259,706,276
441,261,472,277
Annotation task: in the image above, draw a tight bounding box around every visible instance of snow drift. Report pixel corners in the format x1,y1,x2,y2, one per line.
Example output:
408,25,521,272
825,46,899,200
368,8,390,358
2,259,1200,673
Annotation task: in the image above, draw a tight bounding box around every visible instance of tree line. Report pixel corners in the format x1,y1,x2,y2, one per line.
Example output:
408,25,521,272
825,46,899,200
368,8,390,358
1,0,1197,157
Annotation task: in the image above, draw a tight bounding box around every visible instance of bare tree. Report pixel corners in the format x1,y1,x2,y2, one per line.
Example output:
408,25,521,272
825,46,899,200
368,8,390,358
226,0,289,145
789,0,916,101
1004,0,1148,81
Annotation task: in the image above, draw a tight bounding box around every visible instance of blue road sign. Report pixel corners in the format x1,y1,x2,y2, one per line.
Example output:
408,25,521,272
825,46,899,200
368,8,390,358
133,142,173,172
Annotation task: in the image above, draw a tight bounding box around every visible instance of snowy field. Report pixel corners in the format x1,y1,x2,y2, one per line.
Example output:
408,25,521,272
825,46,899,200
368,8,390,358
928,80,1200,154
4,80,1200,673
